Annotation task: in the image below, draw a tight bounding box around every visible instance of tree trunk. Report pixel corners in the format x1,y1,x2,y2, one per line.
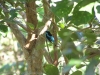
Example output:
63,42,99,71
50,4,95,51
24,1,44,75
2,0,51,74
7,0,44,75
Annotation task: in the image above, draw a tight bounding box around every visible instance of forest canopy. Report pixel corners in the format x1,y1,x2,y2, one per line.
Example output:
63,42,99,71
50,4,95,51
0,0,100,75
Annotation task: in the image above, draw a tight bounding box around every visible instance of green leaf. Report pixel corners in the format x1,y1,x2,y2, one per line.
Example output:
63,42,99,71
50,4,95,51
69,59,82,65
44,64,59,75
50,49,61,60
65,49,80,60
9,9,18,19
0,25,8,32
65,16,72,23
76,64,85,69
85,59,99,75
63,65,72,73
73,0,96,13
59,23,65,29
58,28,72,39
71,71,82,75
37,7,44,22
51,0,73,18
96,4,100,13
59,28,80,59
94,2,100,22
72,0,95,25
0,64,12,72
84,29,96,45
0,8,5,18
72,11,94,25
18,62,25,72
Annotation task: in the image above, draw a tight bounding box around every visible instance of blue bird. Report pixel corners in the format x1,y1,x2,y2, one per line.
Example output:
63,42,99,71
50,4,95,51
45,31,54,43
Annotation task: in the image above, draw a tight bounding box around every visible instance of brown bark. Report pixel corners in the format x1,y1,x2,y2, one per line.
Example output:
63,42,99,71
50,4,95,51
1,0,53,75
24,0,44,75
2,0,43,75
26,0,38,29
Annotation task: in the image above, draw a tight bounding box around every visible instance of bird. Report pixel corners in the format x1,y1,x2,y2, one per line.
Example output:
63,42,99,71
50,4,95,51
45,31,54,43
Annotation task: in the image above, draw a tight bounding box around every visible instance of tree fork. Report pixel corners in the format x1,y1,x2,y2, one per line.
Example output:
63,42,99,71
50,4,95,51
24,0,43,75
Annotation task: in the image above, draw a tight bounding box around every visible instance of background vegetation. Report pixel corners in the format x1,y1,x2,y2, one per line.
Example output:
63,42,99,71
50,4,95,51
0,0,100,75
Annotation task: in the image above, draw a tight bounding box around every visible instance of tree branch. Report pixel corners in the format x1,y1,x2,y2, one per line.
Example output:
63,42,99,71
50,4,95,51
25,0,38,29
39,0,52,35
8,23,26,46
13,20,29,32
0,1,26,47
52,16,59,66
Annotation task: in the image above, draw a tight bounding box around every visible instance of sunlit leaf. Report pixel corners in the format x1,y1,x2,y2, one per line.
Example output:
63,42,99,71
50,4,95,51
59,23,65,29
51,0,73,18
72,0,96,25
73,0,96,13
71,70,82,75
69,59,82,65
72,11,94,25
37,7,44,22
76,64,85,69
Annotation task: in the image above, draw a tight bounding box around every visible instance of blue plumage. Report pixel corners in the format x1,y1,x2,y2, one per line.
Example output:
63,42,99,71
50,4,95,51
45,31,54,43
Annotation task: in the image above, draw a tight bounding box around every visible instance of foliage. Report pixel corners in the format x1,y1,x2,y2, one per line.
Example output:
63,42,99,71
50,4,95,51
44,64,59,75
0,0,100,75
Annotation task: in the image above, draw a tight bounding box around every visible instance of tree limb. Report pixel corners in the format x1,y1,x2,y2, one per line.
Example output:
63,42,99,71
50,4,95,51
13,20,29,32
7,23,26,46
0,1,26,47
